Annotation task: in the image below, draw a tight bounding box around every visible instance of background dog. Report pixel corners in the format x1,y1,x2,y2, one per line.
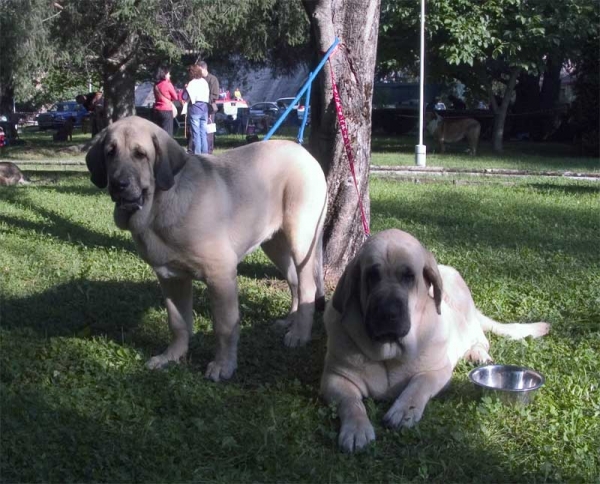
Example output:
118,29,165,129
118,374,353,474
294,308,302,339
321,229,550,452
86,116,327,382
426,112,481,155
53,117,76,142
0,162,29,186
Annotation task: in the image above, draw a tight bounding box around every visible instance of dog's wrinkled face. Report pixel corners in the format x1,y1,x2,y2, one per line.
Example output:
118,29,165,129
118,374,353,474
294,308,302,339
103,126,155,212
333,230,443,348
361,260,414,342
85,116,187,227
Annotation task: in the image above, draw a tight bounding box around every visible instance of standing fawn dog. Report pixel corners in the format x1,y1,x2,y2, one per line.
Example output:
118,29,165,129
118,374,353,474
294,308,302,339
86,116,327,381
426,112,481,155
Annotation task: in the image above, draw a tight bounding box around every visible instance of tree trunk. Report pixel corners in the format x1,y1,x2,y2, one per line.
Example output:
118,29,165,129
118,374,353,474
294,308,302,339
540,56,562,110
513,71,541,138
101,34,140,124
102,62,137,124
0,84,14,116
490,67,521,152
302,0,380,282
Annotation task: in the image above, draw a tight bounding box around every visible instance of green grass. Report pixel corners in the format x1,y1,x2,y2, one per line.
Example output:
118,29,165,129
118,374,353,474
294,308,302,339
1,135,599,482
371,134,600,173
4,126,599,174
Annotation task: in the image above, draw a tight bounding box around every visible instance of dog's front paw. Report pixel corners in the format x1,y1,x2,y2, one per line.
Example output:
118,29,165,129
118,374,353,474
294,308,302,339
205,359,236,382
465,343,493,364
383,401,424,429
274,315,311,347
146,354,178,370
339,419,376,453
283,328,310,348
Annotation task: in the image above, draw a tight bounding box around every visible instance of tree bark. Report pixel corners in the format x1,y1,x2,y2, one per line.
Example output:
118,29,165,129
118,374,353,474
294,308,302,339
513,71,541,138
101,34,140,124
490,67,521,152
540,56,562,110
0,85,15,116
102,62,137,124
302,0,380,282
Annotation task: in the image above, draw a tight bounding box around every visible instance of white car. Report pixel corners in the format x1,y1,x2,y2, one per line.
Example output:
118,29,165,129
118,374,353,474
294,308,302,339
249,102,281,118
216,99,248,120
276,97,310,122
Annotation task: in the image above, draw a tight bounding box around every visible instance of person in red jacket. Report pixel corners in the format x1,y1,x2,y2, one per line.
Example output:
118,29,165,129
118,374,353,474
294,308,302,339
153,66,178,136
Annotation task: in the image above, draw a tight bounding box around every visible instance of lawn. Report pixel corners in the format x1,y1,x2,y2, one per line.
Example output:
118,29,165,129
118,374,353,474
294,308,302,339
0,129,599,482
4,125,599,174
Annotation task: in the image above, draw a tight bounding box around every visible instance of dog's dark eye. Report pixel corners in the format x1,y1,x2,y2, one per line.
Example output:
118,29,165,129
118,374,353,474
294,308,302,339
365,264,381,290
133,148,147,159
400,269,415,285
106,144,116,157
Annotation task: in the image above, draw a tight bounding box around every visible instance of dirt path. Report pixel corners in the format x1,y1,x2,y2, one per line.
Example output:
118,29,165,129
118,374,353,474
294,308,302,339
371,165,600,182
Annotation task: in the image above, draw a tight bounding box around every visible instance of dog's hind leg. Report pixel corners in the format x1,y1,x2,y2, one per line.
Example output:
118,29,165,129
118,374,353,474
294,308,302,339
478,311,550,340
261,233,299,315
282,227,321,348
469,124,481,156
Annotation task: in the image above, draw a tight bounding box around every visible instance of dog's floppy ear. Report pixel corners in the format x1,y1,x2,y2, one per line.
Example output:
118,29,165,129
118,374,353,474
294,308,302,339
85,128,108,188
152,131,188,191
423,249,443,315
331,255,362,316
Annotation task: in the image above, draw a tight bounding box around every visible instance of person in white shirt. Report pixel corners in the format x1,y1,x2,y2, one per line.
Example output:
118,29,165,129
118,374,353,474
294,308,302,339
182,64,210,154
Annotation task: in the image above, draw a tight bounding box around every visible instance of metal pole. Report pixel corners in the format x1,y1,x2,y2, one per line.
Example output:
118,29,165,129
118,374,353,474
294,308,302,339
415,0,427,166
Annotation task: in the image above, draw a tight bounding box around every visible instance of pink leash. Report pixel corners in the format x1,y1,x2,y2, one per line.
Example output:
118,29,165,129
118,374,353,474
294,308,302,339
328,56,370,237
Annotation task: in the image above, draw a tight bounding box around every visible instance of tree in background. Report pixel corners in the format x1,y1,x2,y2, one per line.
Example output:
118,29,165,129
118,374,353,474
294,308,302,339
378,0,599,152
302,0,380,279
0,0,57,114
571,30,600,156
50,0,309,125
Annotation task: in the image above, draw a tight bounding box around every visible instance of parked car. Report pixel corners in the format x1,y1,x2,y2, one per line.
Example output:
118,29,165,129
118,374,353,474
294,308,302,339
275,97,310,123
249,102,280,119
37,101,88,130
216,99,248,121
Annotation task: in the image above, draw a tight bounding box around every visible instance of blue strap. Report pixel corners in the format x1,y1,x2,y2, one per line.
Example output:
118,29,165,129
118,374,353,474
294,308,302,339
263,37,340,142
297,78,312,144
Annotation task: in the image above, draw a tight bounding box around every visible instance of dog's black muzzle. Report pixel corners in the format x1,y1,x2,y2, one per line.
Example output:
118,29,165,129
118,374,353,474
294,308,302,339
109,176,144,212
365,294,411,343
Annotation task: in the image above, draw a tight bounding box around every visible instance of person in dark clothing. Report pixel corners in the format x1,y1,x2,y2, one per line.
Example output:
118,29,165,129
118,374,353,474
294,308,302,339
199,61,220,154
448,94,467,110
76,91,104,136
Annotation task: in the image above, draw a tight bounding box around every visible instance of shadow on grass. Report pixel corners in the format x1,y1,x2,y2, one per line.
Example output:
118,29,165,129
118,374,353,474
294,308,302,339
0,276,312,386
0,184,135,253
371,187,598,260
526,182,600,195
2,293,556,484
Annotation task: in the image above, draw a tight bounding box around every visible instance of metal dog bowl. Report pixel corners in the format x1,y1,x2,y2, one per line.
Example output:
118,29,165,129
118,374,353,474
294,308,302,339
468,364,545,406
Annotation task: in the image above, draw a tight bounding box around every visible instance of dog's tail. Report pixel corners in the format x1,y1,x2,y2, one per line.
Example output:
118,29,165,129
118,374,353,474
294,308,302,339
478,313,550,340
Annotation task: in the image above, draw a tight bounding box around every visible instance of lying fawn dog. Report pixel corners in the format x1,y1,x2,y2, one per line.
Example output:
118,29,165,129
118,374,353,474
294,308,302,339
426,112,481,155
0,162,29,186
